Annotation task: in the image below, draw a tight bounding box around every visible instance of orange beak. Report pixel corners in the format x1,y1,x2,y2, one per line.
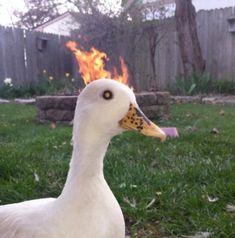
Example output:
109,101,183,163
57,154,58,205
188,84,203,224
119,104,166,142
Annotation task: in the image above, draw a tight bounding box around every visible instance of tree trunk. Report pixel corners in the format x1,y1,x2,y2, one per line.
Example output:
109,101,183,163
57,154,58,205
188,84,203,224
175,0,205,78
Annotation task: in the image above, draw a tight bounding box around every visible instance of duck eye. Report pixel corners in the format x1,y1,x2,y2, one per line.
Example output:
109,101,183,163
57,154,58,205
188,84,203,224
102,90,113,100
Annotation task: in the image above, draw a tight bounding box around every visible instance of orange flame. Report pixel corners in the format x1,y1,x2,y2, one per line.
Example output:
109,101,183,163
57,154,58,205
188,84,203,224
66,41,128,85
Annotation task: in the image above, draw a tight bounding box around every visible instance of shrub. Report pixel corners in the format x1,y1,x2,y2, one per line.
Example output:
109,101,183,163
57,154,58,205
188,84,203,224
0,75,79,99
212,80,235,94
170,73,235,95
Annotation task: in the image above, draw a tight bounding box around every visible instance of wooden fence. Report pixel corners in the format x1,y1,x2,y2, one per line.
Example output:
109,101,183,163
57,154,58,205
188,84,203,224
133,7,235,90
197,7,235,81
0,26,73,87
0,7,235,90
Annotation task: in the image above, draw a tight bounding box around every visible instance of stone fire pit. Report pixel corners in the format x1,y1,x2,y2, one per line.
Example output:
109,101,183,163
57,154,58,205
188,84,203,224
36,92,170,123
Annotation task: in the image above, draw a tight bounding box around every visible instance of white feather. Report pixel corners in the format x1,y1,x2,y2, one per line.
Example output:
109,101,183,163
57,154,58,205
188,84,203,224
0,79,137,238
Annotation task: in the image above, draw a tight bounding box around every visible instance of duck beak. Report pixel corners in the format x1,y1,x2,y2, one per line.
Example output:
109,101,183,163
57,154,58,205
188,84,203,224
119,104,166,142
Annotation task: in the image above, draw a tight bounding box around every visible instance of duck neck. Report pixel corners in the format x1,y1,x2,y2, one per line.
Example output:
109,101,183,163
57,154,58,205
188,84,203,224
60,123,111,199
71,133,110,178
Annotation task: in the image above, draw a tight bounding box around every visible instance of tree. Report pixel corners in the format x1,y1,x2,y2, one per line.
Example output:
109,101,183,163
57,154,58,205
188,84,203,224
121,0,143,22
67,0,98,14
121,1,173,90
14,0,62,29
67,0,121,16
70,1,125,72
70,0,172,90
175,0,205,78
67,0,125,43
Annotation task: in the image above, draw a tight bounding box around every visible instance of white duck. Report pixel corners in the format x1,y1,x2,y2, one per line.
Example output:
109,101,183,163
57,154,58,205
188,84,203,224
0,79,166,238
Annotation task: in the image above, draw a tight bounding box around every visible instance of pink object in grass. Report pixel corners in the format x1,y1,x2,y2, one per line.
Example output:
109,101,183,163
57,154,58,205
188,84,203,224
161,127,179,138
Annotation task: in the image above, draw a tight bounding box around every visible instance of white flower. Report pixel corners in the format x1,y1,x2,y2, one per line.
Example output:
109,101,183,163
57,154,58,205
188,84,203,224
4,78,12,84
4,78,13,87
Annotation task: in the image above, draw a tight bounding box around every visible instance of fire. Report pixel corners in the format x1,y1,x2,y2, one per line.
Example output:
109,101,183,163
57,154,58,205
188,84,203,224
66,41,129,85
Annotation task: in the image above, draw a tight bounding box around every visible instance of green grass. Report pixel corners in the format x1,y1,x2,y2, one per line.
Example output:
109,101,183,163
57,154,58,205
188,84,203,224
0,103,235,237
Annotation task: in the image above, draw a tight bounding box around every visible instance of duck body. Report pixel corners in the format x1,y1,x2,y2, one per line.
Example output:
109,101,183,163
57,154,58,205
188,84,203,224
0,130,124,238
0,178,124,238
0,79,165,238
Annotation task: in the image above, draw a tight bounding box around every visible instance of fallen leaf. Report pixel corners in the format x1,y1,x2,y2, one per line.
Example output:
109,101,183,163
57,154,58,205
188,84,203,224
210,128,219,134
151,160,158,167
50,122,56,129
207,195,219,203
34,172,40,182
70,137,74,146
119,182,126,188
219,110,225,116
123,197,136,208
185,125,197,132
146,198,156,209
130,184,137,188
226,204,235,212
182,231,211,238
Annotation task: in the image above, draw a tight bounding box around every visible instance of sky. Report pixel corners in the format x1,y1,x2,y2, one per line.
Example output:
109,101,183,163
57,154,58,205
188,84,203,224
0,0,235,26
0,0,25,26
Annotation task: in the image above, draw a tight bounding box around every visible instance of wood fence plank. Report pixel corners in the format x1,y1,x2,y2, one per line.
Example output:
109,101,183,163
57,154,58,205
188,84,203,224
1,7,235,90
0,26,7,85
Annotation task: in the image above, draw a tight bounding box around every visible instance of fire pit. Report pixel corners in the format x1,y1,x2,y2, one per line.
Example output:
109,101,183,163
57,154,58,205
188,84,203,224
36,91,170,123
36,42,170,123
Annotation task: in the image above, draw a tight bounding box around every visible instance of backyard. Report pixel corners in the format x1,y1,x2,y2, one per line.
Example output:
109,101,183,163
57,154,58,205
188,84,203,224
0,103,234,237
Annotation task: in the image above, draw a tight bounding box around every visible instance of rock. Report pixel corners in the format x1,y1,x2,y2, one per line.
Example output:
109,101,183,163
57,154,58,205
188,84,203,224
14,98,36,105
202,97,217,104
0,98,10,104
171,95,235,105
38,109,74,122
142,105,169,120
36,96,78,110
136,91,170,106
218,99,235,105
135,92,157,107
202,96,235,105
156,91,170,105
36,92,170,123
171,96,201,104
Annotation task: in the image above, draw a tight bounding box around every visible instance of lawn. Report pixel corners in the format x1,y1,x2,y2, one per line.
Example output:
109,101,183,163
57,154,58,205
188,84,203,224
0,103,234,237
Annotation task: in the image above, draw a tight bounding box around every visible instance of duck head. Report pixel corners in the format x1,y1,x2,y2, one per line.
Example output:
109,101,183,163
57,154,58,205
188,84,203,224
74,79,166,141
